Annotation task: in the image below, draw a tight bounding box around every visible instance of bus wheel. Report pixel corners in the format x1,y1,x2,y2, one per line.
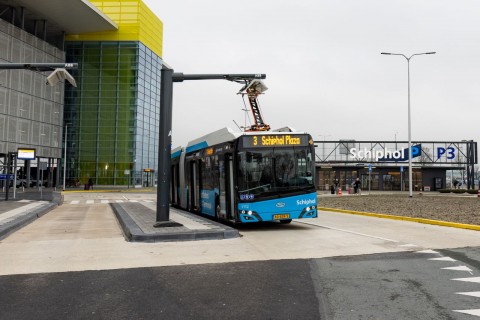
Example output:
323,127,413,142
280,219,292,224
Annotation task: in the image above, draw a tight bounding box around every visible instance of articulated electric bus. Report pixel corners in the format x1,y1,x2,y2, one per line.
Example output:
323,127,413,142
171,127,317,224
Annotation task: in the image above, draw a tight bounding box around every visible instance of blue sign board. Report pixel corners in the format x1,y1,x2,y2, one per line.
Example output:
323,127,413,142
377,144,422,162
0,174,14,180
400,166,404,172
368,164,372,172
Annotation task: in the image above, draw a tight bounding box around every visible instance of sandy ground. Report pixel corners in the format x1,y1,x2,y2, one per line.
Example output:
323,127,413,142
318,194,480,225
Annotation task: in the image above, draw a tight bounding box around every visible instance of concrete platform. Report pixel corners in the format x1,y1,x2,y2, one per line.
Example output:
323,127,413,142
111,202,240,242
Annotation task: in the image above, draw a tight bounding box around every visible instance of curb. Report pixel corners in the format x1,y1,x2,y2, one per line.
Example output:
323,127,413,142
62,189,155,194
317,207,480,231
0,202,58,240
110,203,240,242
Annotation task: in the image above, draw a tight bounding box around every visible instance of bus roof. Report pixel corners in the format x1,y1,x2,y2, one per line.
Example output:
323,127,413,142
186,127,241,153
171,146,183,158
184,127,310,154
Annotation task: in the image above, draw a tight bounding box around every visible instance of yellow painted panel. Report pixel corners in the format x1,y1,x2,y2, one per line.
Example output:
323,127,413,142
66,0,163,58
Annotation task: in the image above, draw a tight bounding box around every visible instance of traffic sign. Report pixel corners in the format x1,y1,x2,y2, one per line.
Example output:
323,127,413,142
0,174,14,180
368,164,372,172
400,166,404,172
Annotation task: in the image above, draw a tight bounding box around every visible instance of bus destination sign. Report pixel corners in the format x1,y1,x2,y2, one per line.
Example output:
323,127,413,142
242,135,309,148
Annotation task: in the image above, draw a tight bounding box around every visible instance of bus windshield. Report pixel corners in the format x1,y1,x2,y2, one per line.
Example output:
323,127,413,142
237,147,315,199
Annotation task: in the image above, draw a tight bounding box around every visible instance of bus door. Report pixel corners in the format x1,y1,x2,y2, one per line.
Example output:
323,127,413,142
171,164,178,206
190,160,201,212
224,154,235,220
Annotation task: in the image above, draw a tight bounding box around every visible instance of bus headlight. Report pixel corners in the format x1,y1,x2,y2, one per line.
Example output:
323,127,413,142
299,204,317,218
247,210,253,215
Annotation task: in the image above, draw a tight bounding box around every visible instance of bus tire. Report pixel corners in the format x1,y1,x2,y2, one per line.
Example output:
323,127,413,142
280,219,292,224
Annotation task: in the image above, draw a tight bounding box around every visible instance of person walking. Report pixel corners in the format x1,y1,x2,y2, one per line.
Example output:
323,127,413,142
353,178,361,194
87,178,94,190
453,179,458,189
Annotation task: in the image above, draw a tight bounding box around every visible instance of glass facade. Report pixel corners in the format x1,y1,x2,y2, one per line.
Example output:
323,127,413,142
0,19,65,159
65,41,161,185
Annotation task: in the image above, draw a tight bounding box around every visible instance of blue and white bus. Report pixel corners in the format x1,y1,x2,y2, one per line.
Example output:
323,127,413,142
171,127,317,224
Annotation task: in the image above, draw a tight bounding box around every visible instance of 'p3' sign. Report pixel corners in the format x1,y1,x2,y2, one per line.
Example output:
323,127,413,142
437,147,455,160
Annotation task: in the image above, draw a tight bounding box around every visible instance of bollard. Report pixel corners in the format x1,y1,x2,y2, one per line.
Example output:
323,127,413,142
338,187,343,196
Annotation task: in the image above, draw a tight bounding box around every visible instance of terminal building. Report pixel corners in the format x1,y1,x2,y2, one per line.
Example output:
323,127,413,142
0,0,163,187
314,140,478,192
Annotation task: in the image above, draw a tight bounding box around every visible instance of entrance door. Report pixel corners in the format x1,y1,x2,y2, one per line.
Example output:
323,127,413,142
361,173,379,191
171,165,178,205
225,155,235,220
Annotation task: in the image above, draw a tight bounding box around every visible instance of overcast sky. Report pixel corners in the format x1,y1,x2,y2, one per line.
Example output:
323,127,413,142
143,0,480,147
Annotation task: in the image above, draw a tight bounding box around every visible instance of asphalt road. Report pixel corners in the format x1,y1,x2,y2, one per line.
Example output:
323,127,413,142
0,260,318,320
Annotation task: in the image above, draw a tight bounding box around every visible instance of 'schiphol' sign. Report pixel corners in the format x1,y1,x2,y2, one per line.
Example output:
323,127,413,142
349,145,422,162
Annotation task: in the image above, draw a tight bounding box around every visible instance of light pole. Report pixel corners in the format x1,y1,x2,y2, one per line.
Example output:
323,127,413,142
381,51,436,197
62,123,71,191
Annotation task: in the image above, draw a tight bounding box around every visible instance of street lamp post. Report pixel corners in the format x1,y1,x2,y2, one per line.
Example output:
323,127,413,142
62,123,72,191
381,52,436,197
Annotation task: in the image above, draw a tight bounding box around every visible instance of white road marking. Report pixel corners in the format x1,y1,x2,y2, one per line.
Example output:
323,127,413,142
428,257,456,262
399,244,418,247
415,249,439,254
68,199,154,204
452,309,480,316
18,200,33,203
442,266,473,273
452,277,480,283
298,222,400,243
456,292,480,298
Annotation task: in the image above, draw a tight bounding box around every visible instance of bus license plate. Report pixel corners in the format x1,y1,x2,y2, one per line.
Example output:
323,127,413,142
274,214,290,219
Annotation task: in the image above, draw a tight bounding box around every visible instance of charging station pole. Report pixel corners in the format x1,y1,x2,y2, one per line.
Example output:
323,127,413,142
154,65,265,226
